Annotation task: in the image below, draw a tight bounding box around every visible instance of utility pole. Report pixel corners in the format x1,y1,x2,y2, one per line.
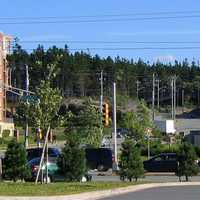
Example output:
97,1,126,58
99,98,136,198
136,80,140,99
157,79,160,110
112,82,118,171
174,76,176,120
171,78,174,119
182,88,184,112
171,76,176,120
25,65,29,147
100,70,103,113
152,73,155,120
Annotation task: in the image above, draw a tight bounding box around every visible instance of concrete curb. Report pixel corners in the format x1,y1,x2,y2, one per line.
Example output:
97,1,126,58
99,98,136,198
0,182,200,200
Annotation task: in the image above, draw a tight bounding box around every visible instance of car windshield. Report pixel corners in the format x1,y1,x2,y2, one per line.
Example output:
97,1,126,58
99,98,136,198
28,158,40,166
28,157,57,166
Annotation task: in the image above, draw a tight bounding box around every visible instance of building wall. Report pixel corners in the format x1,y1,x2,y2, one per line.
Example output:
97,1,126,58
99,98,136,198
0,32,11,122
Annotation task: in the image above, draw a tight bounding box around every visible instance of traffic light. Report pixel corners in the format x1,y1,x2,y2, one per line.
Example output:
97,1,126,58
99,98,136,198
102,103,109,126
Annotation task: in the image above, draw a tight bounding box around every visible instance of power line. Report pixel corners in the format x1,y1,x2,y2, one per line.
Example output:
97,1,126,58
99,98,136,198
1,10,200,20
16,40,200,44
1,15,200,25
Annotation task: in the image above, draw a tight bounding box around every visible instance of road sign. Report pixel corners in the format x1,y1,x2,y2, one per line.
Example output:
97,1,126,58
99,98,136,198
20,95,40,104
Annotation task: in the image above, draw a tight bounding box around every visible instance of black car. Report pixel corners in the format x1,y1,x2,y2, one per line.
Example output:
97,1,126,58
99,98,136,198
85,148,113,171
26,147,60,161
143,153,177,172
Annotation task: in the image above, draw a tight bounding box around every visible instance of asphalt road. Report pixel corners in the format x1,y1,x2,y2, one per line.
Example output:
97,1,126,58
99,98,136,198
92,172,200,182
100,186,200,200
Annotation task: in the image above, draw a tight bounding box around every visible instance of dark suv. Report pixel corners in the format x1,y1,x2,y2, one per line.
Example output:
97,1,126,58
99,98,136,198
85,148,112,171
143,153,177,172
26,147,60,161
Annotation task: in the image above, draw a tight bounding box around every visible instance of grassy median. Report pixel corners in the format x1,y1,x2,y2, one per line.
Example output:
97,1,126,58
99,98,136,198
0,181,147,196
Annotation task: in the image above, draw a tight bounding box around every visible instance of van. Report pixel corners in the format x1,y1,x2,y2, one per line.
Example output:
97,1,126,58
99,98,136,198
85,148,112,171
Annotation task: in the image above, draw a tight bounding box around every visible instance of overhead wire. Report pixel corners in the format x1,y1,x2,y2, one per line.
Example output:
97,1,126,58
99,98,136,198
1,14,200,25
16,40,200,44
0,10,200,20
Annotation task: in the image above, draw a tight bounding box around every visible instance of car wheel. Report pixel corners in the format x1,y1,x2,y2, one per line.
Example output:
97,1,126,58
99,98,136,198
97,165,107,172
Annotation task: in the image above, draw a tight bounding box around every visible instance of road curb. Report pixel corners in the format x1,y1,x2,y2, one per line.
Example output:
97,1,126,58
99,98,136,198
0,182,200,200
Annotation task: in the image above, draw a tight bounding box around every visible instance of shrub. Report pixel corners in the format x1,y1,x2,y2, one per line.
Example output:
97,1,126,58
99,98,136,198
176,142,199,182
3,139,30,182
119,139,144,182
57,134,86,181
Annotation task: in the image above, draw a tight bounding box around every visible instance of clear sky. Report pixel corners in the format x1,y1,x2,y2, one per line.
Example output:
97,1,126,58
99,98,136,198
1,0,200,63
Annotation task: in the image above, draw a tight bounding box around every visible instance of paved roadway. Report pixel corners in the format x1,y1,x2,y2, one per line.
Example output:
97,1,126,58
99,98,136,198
100,186,200,200
92,171,200,182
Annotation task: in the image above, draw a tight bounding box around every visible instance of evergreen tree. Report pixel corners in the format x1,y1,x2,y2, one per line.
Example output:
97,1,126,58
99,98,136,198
3,139,30,182
122,101,153,142
119,139,144,182
176,142,199,182
57,134,86,182
69,98,103,147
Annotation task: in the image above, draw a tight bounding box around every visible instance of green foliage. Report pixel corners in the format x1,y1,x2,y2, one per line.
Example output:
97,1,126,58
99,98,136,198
119,139,144,182
176,142,199,181
122,101,153,141
8,44,200,107
68,99,103,147
3,139,31,182
57,134,86,182
15,81,63,134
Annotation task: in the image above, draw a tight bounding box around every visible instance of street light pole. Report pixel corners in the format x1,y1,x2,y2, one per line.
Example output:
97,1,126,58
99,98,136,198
25,65,29,147
112,82,118,171
100,70,103,113
152,73,155,120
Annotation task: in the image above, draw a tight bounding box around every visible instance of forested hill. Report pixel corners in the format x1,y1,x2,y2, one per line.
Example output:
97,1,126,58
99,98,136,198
7,44,200,106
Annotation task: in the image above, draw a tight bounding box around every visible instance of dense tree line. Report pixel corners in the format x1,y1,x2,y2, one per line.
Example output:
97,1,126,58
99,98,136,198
7,44,200,107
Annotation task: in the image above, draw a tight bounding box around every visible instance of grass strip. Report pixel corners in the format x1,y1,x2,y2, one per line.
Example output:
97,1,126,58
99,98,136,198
0,181,147,196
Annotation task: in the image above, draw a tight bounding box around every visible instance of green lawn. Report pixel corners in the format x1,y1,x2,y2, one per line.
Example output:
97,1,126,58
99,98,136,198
0,181,146,196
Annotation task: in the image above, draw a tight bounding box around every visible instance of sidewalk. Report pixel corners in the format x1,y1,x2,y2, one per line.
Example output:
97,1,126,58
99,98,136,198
0,182,200,200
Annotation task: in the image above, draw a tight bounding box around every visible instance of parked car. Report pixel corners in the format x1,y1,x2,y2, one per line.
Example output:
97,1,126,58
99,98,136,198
85,148,112,171
27,157,92,183
143,153,178,172
26,147,60,161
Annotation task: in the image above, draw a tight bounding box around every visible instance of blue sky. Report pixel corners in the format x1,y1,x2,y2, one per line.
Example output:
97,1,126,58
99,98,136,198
1,0,200,63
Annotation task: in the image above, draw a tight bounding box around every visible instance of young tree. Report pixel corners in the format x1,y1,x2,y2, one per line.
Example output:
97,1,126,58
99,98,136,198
176,142,199,182
119,139,144,182
122,100,153,142
3,139,30,182
57,134,86,181
68,99,103,147
15,81,63,141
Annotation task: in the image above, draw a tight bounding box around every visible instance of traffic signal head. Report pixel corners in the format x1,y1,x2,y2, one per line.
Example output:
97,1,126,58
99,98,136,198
102,103,109,127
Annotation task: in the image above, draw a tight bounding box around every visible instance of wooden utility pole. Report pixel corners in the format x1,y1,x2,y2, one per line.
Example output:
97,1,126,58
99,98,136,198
100,70,103,113
171,76,176,120
136,80,140,99
157,79,160,110
171,78,174,119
